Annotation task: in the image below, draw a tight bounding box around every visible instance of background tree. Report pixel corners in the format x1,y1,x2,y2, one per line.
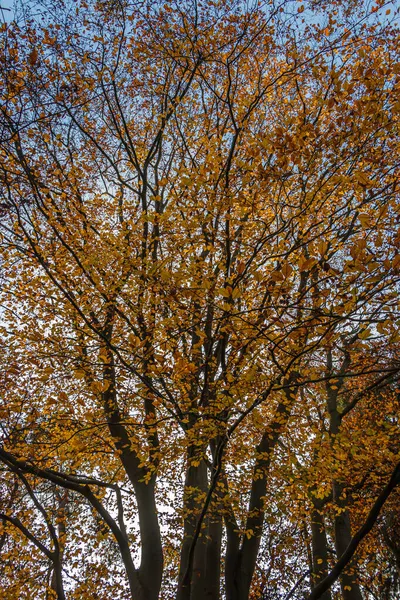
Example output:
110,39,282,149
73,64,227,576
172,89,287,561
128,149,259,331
0,0,399,599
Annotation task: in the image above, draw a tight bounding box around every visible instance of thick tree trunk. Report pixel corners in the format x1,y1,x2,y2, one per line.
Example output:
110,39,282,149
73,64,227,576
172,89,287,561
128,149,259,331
234,469,269,599
224,494,241,600
135,480,164,599
333,482,363,600
177,455,209,600
310,505,332,600
102,340,163,600
51,557,66,600
204,516,222,600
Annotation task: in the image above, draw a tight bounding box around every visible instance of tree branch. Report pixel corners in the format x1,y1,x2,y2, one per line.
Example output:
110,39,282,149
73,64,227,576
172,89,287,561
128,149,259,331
306,462,400,600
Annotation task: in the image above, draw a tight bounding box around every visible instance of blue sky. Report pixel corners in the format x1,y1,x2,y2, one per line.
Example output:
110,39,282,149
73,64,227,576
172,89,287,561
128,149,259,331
0,1,13,23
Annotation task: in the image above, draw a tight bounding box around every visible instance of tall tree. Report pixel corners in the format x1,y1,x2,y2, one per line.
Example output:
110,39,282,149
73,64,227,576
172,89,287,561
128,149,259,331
0,1,399,598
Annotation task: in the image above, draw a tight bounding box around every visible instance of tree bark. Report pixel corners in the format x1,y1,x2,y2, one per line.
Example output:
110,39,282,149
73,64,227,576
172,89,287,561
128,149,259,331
325,352,363,600
177,454,209,600
50,490,68,600
310,504,332,600
204,515,222,600
224,487,241,600
51,556,66,600
231,379,298,599
102,340,163,599
307,462,400,600
333,482,363,600
135,479,164,599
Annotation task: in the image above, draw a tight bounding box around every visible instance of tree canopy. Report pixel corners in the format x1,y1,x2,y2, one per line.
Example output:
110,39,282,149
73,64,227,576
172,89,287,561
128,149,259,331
0,0,399,599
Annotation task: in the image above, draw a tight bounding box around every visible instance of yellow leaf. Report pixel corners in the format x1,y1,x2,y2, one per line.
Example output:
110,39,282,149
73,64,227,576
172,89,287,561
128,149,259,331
28,48,38,66
219,286,232,298
358,213,371,228
128,333,140,347
389,330,400,343
89,381,99,393
358,328,371,340
376,322,386,334
160,269,170,282
299,257,317,272
393,255,400,270
271,270,284,282
281,263,293,278
354,171,371,186
74,370,86,379
237,261,245,274
102,380,111,391
318,241,329,257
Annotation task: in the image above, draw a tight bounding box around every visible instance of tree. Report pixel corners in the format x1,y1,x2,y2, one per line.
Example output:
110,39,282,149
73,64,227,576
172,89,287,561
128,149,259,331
0,0,399,598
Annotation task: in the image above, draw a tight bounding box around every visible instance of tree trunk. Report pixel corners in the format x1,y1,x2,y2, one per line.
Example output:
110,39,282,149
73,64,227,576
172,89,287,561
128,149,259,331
51,557,66,600
204,515,222,599
310,505,332,600
224,492,241,600
325,353,363,600
50,490,68,600
177,454,209,600
135,479,164,600
102,340,163,600
231,379,298,599
333,481,363,600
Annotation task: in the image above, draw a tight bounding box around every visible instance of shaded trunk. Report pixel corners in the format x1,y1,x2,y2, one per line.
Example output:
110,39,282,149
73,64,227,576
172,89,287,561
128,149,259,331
50,491,68,600
205,441,231,600
51,557,66,600
234,460,270,599
102,340,163,600
304,522,315,595
310,505,332,600
229,378,298,599
325,353,363,600
135,479,164,599
204,515,223,600
224,483,241,600
177,454,209,600
333,481,363,600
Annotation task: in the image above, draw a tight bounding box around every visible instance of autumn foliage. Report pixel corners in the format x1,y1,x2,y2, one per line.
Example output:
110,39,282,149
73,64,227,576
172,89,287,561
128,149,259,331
0,0,399,599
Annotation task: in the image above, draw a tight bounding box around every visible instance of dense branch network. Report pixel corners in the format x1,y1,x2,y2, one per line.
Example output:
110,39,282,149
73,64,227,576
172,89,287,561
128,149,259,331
0,1,399,599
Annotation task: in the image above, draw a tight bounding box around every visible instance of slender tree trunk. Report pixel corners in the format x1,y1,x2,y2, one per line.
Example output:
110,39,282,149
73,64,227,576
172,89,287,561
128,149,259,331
231,378,299,599
50,490,68,600
304,522,315,594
